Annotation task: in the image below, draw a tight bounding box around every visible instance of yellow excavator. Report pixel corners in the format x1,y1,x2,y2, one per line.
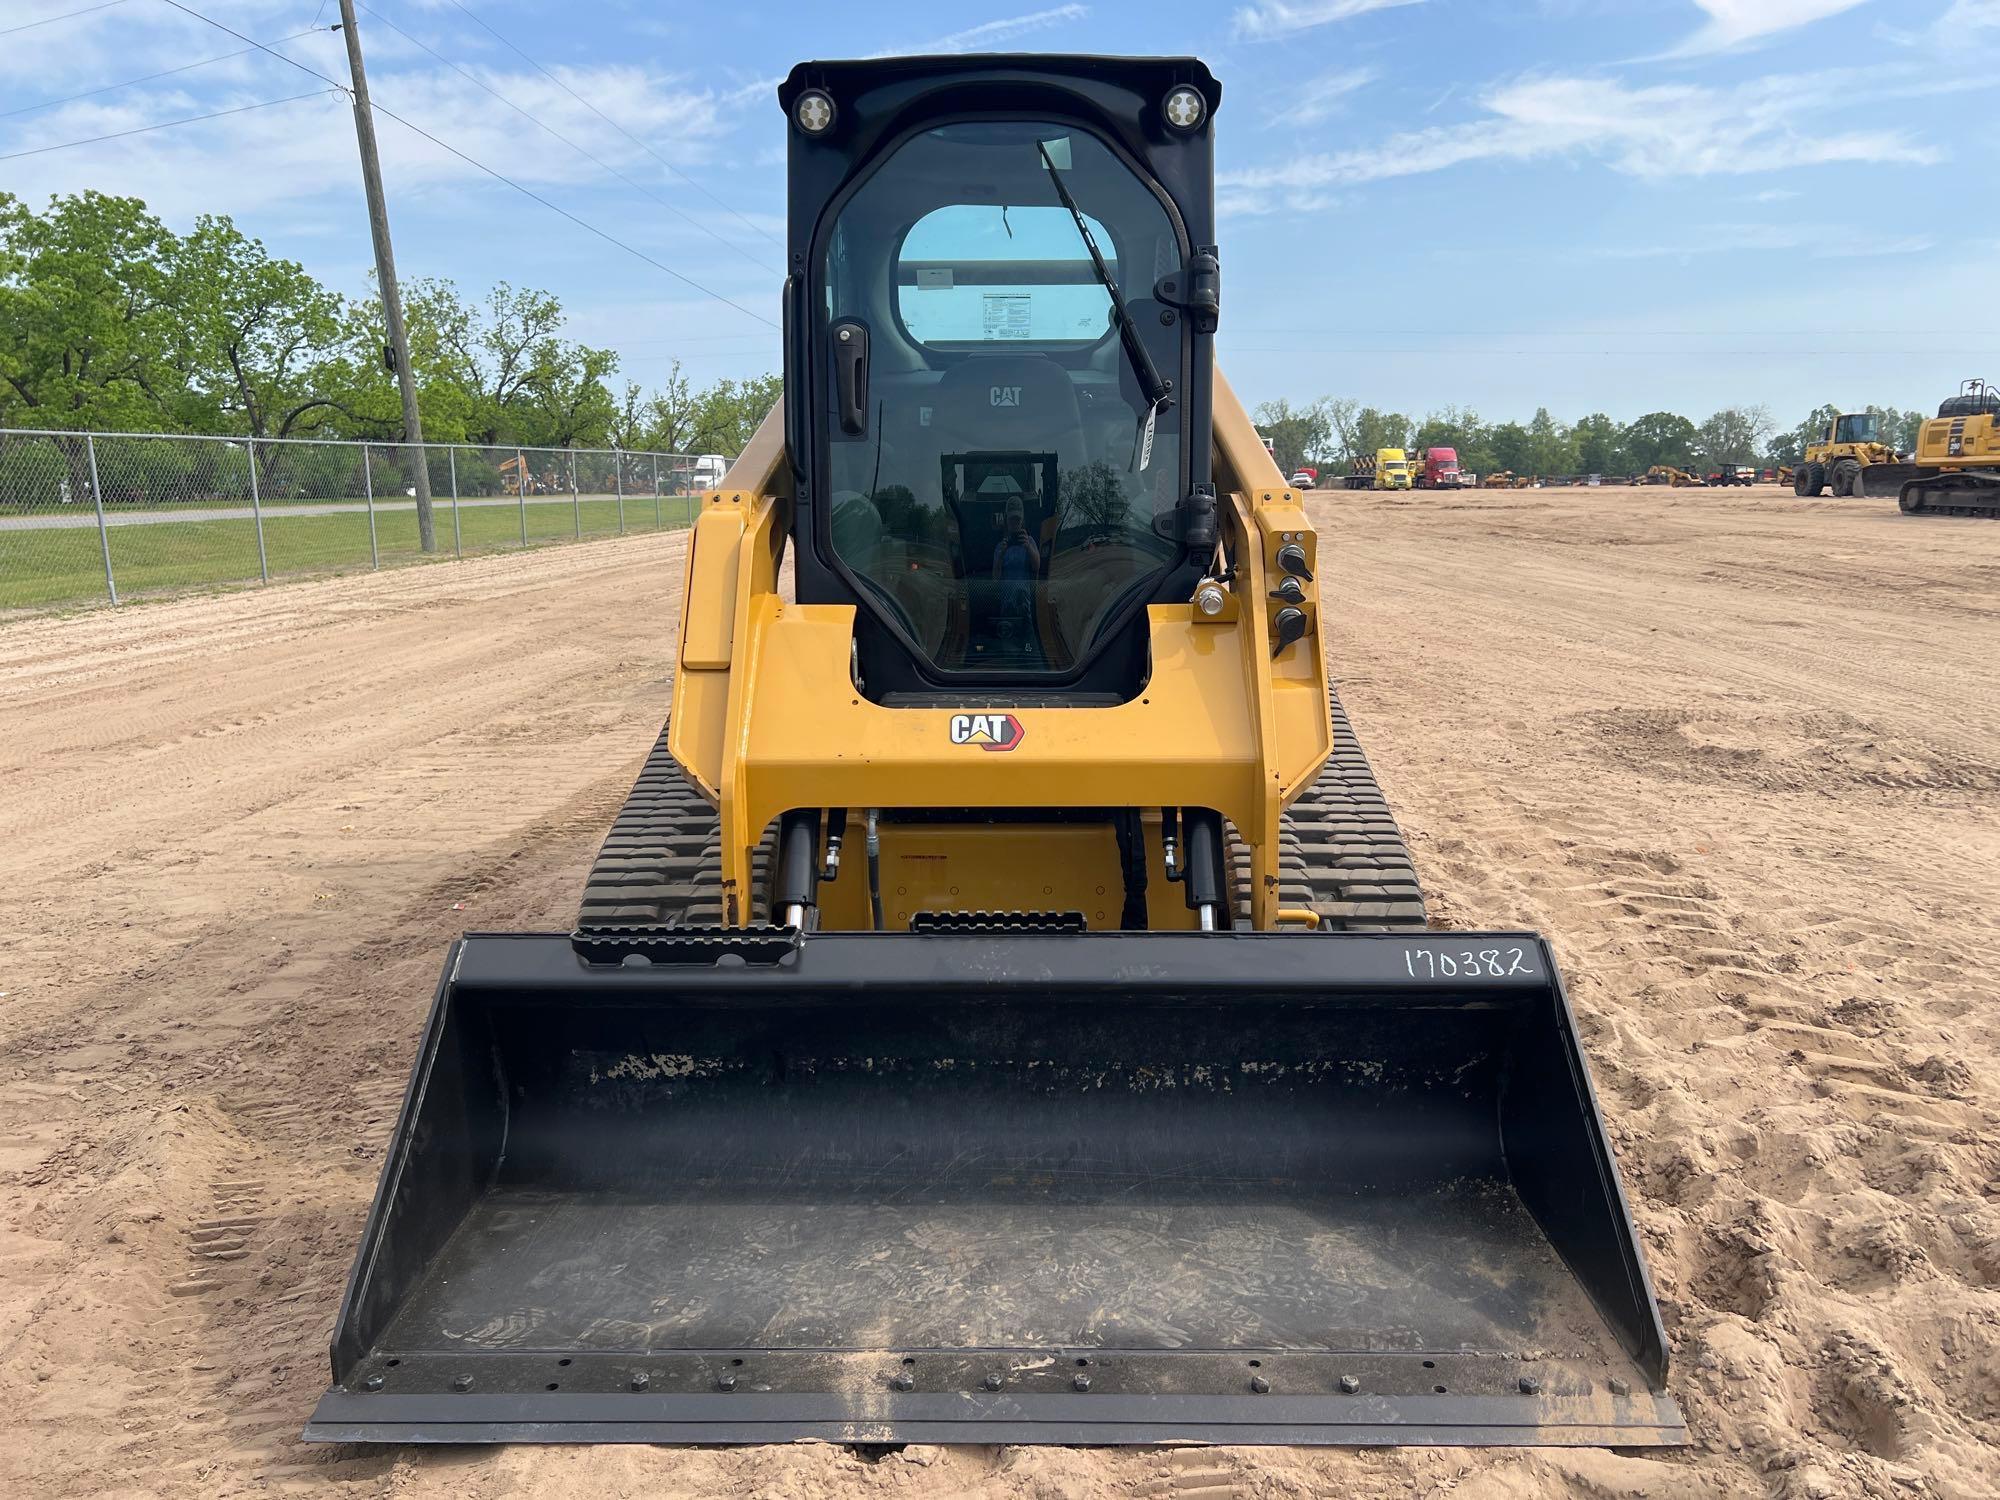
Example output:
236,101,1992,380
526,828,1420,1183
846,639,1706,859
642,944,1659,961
307,54,1681,1450
1899,380,2000,516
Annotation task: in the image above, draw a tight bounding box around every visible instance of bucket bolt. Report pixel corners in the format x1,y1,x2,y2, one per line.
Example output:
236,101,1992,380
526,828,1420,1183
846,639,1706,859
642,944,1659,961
891,1371,914,1392
451,1374,474,1392
630,1373,650,1392
362,1374,384,1392
1609,1377,1631,1397
1073,1373,1092,1392
1249,1375,1270,1394
1518,1375,1540,1395
717,1372,738,1392
1338,1375,1360,1394
982,1372,1004,1391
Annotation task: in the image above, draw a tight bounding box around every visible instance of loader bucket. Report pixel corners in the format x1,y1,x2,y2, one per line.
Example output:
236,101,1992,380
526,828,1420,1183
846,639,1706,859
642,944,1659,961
307,930,1683,1447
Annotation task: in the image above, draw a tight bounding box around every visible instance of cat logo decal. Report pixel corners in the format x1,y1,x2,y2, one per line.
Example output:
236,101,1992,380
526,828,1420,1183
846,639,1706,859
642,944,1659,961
948,713,1025,752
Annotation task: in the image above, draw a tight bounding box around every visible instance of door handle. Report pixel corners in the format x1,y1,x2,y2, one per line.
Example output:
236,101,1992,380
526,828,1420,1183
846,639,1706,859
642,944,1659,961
833,320,869,435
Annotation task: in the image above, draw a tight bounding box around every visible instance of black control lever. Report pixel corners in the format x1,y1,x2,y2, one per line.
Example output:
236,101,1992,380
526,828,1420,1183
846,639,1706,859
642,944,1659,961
1276,542,1313,582
1271,605,1309,659
833,320,869,435
1269,575,1305,604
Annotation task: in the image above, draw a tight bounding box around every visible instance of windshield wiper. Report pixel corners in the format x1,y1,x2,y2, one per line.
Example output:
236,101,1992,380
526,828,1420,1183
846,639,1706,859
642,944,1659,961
1037,142,1171,415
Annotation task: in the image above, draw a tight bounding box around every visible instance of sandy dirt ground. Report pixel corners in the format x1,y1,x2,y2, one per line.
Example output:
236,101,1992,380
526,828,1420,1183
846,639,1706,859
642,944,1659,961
3,486,1997,1499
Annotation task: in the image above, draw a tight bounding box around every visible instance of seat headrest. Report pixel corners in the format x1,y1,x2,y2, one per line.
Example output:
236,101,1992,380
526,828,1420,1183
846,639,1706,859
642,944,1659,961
931,354,1083,448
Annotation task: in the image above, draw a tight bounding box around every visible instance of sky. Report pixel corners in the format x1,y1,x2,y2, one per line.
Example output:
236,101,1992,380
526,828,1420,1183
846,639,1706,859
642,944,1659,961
3,0,1998,427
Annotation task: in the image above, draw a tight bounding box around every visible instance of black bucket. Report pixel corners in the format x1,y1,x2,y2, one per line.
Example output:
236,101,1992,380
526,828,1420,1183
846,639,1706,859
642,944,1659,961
306,930,1682,1446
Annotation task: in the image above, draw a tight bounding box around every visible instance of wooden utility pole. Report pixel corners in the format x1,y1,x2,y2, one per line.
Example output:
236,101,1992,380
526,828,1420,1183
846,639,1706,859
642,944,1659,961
336,0,434,551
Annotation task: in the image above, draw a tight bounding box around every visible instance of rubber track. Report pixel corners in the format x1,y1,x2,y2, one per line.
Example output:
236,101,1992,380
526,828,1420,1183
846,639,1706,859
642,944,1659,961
581,693,1428,933
1231,690,1429,932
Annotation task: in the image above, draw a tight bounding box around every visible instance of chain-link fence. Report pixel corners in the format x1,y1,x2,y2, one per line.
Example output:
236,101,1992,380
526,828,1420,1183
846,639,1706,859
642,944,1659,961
0,429,721,613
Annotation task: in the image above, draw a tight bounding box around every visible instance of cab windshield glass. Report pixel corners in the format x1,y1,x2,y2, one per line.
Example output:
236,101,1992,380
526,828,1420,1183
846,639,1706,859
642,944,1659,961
820,121,1185,676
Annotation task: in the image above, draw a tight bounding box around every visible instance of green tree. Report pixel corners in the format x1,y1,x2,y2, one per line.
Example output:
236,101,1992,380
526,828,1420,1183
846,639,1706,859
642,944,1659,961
684,372,782,454
1572,412,1623,475
0,191,182,431
1486,420,1532,476
1351,406,1412,458
1692,405,1774,467
169,214,346,441
1770,404,1839,467
1251,396,1331,477
1883,405,1924,453
323,280,479,443
1524,406,1577,478
1621,411,1698,471
515,343,620,447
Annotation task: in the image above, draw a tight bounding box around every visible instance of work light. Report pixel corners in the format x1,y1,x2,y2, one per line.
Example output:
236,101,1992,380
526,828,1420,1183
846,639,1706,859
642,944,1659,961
795,89,836,135
1162,86,1205,132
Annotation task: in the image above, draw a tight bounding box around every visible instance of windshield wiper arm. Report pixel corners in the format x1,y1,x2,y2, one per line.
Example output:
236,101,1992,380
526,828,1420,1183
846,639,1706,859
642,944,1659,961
1037,142,1171,411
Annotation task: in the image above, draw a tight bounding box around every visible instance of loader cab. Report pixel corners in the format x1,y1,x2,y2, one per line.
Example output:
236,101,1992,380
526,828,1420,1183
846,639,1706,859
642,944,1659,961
1831,412,1881,446
781,58,1220,700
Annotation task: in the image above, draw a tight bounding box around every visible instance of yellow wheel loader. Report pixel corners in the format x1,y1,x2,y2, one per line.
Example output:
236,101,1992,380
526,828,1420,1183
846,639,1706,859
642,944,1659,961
308,54,1682,1449
1793,410,1905,498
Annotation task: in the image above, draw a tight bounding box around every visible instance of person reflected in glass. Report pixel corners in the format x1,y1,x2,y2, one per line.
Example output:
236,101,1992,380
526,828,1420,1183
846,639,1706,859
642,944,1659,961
992,494,1041,627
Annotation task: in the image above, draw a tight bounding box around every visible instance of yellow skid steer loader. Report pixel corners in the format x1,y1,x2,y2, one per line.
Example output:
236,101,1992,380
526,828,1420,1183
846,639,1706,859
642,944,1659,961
308,54,1682,1449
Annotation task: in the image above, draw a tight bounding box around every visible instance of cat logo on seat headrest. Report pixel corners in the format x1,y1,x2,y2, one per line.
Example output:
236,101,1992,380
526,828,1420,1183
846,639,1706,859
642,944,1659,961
948,712,1025,752
991,386,1023,408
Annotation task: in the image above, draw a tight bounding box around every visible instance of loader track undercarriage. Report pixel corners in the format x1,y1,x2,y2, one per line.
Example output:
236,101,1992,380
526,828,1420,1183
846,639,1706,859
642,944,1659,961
580,690,1427,935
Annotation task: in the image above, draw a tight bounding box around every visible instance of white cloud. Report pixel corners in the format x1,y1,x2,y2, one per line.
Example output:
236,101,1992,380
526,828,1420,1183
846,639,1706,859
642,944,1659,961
1267,67,1378,126
1233,0,1422,43
1586,223,1935,259
1219,72,1940,213
1932,0,2000,28
1669,0,1871,56
1747,187,1801,201
898,5,1091,54
0,60,740,225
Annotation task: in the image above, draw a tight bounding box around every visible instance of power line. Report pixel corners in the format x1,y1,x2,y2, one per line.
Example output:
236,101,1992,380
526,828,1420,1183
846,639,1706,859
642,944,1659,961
1,0,130,38
361,97,778,328
0,28,325,120
152,0,777,329
442,0,781,250
357,2,778,275
0,90,331,162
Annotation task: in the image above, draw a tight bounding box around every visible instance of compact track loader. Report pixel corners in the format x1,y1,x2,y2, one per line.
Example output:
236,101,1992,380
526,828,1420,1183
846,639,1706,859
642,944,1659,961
309,54,1682,1449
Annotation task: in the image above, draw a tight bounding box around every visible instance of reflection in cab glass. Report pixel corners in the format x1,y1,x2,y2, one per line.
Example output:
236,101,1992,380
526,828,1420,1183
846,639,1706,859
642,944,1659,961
822,121,1185,675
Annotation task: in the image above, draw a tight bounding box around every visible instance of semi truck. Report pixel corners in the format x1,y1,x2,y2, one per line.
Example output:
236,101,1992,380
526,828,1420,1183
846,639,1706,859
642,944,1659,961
1344,447,1413,490
1413,447,1462,488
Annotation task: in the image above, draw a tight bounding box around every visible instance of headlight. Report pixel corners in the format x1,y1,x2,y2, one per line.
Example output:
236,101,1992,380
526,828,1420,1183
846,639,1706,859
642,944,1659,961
794,89,836,136
1162,86,1206,132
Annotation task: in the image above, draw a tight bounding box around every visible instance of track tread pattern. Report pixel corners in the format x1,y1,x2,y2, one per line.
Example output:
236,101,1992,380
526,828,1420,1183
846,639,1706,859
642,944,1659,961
584,693,1428,934
1232,689,1429,933
577,724,731,926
